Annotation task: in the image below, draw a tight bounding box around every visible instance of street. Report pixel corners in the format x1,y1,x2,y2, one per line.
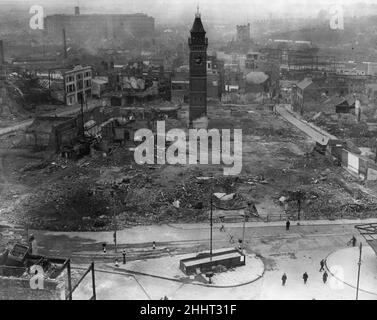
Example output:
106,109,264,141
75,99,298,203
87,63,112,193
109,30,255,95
3,220,375,300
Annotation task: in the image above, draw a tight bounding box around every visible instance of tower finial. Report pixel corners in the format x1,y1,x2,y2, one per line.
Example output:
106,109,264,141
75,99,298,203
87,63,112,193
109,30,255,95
196,3,201,18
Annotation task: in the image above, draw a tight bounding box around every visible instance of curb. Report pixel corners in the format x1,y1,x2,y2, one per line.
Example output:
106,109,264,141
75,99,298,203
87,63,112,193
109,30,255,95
324,247,377,297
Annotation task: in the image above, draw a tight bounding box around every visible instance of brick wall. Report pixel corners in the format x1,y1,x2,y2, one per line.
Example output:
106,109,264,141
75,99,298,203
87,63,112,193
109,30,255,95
0,276,65,300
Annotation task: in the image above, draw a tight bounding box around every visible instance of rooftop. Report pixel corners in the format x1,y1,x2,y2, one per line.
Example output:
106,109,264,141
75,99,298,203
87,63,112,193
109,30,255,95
191,15,206,33
297,78,315,90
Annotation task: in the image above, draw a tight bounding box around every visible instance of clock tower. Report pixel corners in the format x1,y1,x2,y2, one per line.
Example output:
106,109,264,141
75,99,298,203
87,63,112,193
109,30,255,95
188,7,208,123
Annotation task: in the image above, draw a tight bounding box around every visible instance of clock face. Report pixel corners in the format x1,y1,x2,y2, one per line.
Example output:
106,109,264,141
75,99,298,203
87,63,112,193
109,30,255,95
194,56,203,65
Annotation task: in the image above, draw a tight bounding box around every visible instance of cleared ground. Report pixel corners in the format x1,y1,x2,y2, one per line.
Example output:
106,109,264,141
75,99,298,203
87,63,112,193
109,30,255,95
0,103,377,232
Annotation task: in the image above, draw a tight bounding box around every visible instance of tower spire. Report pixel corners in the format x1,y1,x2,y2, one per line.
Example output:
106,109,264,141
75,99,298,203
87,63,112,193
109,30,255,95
196,3,201,18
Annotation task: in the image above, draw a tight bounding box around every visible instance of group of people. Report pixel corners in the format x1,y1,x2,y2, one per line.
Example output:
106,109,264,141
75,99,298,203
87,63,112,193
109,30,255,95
281,259,329,286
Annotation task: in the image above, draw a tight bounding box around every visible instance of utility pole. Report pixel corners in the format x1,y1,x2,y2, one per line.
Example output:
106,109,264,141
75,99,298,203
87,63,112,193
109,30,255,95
242,211,246,251
297,197,301,221
111,189,117,253
26,224,29,249
91,262,96,300
210,194,213,261
356,242,362,300
80,95,85,138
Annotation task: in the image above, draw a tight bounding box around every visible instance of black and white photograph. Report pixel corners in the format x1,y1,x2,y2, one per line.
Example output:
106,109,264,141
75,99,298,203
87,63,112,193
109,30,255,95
0,0,377,306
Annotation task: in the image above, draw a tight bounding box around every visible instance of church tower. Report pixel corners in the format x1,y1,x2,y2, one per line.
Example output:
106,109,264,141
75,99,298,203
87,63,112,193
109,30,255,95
188,7,208,123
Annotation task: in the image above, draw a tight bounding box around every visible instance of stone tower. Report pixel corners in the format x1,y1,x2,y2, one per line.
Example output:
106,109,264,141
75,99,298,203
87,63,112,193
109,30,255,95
188,7,208,123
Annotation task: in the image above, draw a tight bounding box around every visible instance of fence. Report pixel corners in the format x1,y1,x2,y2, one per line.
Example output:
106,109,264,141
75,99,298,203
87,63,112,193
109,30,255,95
327,144,377,181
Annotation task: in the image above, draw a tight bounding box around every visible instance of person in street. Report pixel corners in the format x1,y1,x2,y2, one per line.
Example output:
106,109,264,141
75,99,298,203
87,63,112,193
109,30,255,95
122,249,126,265
28,234,36,254
115,259,119,268
352,236,357,247
102,243,107,254
153,241,156,250
282,273,287,286
323,271,328,284
286,220,290,231
220,224,225,232
319,259,325,272
238,239,242,250
303,272,308,284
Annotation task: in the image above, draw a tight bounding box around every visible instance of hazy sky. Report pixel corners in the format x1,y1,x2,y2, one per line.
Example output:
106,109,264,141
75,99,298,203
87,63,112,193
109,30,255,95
4,0,377,22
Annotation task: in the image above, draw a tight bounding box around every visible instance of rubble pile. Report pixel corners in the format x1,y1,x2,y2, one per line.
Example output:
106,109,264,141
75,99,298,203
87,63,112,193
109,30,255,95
313,113,377,148
4,103,377,231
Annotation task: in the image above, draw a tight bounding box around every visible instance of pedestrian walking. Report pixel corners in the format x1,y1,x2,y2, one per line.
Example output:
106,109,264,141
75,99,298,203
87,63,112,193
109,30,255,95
152,241,156,250
352,236,357,247
102,243,107,254
115,259,119,268
286,220,290,231
220,224,225,232
282,273,287,286
122,249,126,265
238,239,242,250
28,234,36,254
322,271,328,284
303,272,308,284
319,259,325,272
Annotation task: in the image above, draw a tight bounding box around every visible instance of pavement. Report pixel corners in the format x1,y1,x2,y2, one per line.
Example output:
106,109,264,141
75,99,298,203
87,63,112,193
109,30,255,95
107,252,265,288
325,246,377,296
4,218,374,259
3,216,376,299
67,223,377,300
276,104,337,145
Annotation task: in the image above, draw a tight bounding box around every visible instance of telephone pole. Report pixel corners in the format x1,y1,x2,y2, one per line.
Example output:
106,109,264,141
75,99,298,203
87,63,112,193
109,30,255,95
242,211,246,251
110,189,117,253
356,242,362,300
210,194,213,261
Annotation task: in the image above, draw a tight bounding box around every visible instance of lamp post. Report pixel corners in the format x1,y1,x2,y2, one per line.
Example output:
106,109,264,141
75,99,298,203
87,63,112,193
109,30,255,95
213,191,247,252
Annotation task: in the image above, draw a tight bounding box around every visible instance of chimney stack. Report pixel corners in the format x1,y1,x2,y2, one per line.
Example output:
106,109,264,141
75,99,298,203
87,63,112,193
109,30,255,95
0,40,4,65
74,6,80,16
62,29,68,59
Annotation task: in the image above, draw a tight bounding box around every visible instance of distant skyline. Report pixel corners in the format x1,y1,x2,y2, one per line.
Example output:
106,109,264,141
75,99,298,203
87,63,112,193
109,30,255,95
3,0,377,23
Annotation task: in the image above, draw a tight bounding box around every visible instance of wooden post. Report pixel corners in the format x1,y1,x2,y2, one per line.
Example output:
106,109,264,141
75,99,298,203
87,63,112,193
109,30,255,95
91,262,96,300
242,211,246,250
356,242,362,300
67,259,72,300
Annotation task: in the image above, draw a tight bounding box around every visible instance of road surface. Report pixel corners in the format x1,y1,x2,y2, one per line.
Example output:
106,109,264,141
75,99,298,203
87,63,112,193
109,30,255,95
277,105,337,145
